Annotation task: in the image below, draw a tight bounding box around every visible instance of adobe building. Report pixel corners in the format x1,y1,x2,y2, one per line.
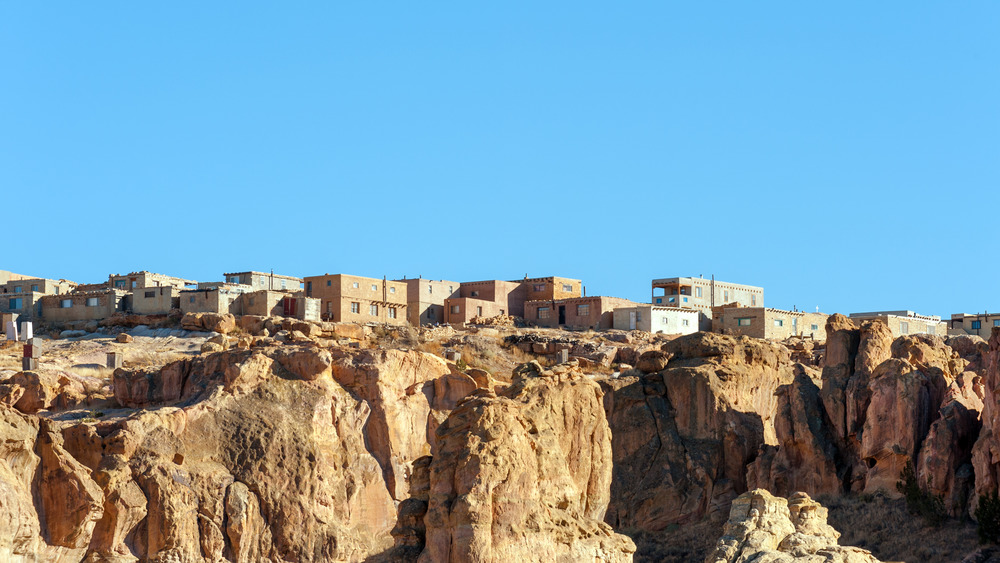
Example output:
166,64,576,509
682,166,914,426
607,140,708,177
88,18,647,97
1,278,79,323
239,290,320,321
525,296,637,330
0,270,31,285
130,286,181,315
849,310,947,338
303,274,407,325
109,271,196,291
652,276,763,311
714,306,828,340
180,284,250,316
224,271,303,292
518,276,583,302
447,279,527,322
394,278,459,325
40,289,127,322
613,305,700,335
949,313,1000,337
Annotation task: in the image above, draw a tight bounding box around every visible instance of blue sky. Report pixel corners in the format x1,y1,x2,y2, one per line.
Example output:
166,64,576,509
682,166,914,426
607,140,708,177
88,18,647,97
2,3,997,317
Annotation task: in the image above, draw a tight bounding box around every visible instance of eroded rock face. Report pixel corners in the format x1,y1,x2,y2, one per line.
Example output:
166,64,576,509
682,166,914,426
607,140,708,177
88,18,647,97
603,332,797,530
421,370,635,563
973,328,1000,508
704,489,881,563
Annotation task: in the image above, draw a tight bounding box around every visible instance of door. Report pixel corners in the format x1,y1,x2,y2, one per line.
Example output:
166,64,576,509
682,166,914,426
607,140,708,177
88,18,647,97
558,306,566,325
629,311,636,330
283,297,297,318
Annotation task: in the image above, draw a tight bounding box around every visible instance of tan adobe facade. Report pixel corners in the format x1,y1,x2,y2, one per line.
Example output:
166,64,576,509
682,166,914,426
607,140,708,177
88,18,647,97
109,272,195,291
0,270,31,285
949,313,1000,337
224,271,302,292
526,296,638,330
180,285,249,315
394,278,459,325
613,305,700,335
849,311,946,338
240,290,320,321
303,274,407,325
517,276,583,302
130,286,181,315
714,306,828,340
1,278,79,321
444,297,507,324
652,276,763,313
40,290,127,322
455,280,527,318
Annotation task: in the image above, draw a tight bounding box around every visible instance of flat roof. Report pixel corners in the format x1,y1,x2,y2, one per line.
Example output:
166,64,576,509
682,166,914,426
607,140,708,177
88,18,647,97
652,276,763,289
851,311,942,322
224,271,302,280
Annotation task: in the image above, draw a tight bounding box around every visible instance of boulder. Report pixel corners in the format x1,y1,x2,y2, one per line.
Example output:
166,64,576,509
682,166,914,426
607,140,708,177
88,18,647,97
116,333,134,344
704,489,881,563
181,313,236,334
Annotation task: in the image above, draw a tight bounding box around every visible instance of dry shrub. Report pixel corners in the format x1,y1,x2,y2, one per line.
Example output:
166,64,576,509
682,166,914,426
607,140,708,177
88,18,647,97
820,492,978,562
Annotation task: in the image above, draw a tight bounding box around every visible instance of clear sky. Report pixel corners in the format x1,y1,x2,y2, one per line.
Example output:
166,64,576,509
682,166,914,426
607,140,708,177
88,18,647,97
2,3,997,318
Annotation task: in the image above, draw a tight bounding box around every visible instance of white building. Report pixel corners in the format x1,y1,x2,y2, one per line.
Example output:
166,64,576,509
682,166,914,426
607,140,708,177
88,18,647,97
613,305,700,335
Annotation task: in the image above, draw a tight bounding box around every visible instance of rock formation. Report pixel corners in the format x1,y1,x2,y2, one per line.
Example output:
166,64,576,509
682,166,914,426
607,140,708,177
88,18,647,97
704,489,881,563
420,366,635,562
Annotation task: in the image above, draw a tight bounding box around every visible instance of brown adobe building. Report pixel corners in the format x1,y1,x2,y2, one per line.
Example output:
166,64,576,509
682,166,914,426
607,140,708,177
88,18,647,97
303,274,407,325
525,296,637,330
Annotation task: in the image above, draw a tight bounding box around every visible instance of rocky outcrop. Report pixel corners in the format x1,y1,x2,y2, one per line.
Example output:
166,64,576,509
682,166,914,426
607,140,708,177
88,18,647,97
420,368,635,562
973,328,1000,508
180,312,236,334
603,332,797,530
704,489,881,563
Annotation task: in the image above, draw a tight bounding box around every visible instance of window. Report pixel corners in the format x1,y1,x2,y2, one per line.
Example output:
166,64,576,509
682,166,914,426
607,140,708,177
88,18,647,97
307,282,312,292
562,284,573,292
774,319,784,327
13,286,22,294
371,284,377,291
695,287,702,298
428,308,436,319
227,276,239,284
448,286,453,293
737,318,751,326
145,291,155,298
751,294,756,306
429,286,433,294
370,304,378,316
682,319,690,327
9,298,22,310
249,297,255,306
352,282,360,289
533,284,545,292
724,290,729,302
995,320,1000,327
636,312,642,322
668,297,676,303
30,285,39,292
351,302,360,314
60,299,72,308
577,304,590,316
972,321,982,329
86,298,99,307
451,305,460,314
388,307,397,319
471,291,479,297
476,306,483,316
115,280,127,288
538,307,550,319
130,281,137,289
900,321,909,334
389,287,396,294
327,280,331,286
811,324,819,331
682,297,688,303
189,296,196,303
